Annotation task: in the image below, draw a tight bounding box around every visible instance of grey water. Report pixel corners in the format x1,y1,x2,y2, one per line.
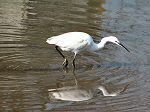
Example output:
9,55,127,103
0,0,150,111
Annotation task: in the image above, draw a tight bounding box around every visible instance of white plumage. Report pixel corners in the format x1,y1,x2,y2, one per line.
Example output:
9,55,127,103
46,32,94,53
46,32,129,69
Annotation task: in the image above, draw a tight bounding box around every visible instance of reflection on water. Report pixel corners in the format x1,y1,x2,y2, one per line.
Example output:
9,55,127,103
49,86,93,102
48,71,128,102
0,0,150,111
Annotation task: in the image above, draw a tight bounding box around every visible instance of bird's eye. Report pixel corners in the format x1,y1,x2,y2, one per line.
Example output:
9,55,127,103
115,41,119,43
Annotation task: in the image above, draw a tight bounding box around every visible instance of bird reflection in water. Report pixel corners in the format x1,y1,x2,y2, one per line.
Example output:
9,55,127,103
48,72,129,102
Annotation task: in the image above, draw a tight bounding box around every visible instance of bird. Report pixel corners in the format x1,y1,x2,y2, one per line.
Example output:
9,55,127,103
46,32,130,69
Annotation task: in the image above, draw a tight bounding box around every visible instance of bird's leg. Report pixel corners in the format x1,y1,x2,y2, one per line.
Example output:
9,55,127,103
62,59,68,68
55,46,65,58
55,46,68,68
72,53,77,70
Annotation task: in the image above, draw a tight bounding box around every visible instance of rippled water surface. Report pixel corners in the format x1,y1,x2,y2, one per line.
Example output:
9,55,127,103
0,0,150,111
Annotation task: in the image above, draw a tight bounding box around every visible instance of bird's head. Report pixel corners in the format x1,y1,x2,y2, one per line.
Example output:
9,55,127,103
103,36,130,52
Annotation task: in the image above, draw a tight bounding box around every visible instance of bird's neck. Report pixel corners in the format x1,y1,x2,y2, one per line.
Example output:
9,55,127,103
90,38,107,51
98,86,109,96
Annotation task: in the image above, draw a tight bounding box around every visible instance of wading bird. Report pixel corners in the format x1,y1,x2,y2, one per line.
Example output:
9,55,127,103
46,32,130,69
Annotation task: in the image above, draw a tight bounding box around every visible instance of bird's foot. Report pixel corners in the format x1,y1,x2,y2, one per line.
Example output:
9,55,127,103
62,66,68,73
62,59,68,67
62,59,68,73
72,64,76,72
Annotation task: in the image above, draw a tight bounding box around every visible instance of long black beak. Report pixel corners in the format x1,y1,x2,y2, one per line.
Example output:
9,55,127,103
118,42,130,53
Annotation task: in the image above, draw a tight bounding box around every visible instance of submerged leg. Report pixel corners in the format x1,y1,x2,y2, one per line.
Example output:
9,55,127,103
55,46,68,68
72,53,77,70
72,69,78,86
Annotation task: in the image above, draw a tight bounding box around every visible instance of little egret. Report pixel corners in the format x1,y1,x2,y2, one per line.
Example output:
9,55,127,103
46,32,130,69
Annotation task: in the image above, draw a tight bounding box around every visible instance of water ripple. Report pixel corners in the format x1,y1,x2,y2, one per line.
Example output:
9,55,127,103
0,0,150,111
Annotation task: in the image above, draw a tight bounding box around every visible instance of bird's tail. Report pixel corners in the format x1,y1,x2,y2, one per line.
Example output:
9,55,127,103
46,36,57,44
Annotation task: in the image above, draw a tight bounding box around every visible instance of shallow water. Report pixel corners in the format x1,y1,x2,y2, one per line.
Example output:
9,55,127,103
0,0,150,111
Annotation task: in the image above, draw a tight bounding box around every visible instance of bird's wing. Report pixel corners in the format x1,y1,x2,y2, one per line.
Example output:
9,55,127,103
56,36,90,52
46,32,92,52
51,36,89,51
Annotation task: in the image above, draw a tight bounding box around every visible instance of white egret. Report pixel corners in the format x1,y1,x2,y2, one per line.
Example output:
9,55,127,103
46,32,130,69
